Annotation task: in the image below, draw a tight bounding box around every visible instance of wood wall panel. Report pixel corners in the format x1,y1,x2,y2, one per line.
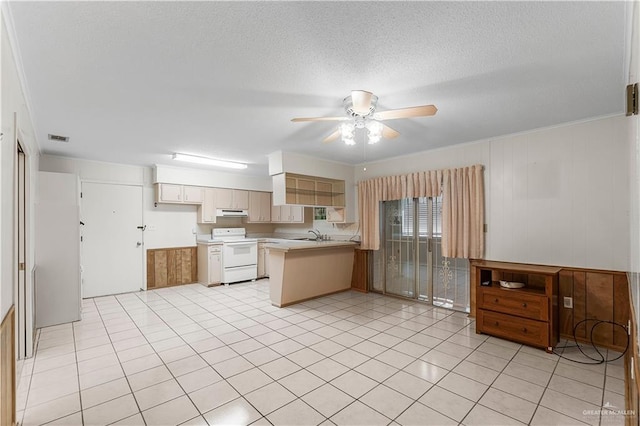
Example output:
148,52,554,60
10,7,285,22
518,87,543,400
558,270,573,338
1,306,15,426
573,271,587,339
147,247,197,289
351,249,369,293
555,269,630,352
613,274,630,349
147,250,155,288
585,272,614,347
154,251,168,287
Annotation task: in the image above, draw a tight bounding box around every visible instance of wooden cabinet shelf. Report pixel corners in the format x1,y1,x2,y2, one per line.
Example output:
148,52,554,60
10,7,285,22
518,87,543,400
471,260,560,352
278,172,346,207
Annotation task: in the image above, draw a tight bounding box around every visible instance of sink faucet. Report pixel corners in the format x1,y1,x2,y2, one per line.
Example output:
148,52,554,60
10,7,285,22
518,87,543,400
308,229,322,241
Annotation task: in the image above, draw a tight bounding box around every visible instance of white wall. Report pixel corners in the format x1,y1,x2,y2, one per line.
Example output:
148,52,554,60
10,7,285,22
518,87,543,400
39,156,199,249
155,164,272,191
355,115,629,271
0,10,39,322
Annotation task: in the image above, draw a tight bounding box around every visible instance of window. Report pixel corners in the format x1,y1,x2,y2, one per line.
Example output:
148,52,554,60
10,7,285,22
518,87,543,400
401,196,442,237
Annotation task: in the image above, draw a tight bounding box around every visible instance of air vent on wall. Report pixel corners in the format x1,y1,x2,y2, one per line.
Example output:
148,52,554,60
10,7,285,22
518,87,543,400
48,134,69,142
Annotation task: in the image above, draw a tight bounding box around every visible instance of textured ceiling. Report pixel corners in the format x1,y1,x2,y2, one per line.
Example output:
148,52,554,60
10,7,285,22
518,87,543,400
6,1,627,175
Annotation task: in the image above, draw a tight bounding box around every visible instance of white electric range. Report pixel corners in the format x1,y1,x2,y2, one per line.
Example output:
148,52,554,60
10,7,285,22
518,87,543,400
211,228,258,284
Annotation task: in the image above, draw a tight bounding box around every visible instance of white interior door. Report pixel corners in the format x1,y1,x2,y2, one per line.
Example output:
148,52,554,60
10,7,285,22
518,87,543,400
81,182,144,298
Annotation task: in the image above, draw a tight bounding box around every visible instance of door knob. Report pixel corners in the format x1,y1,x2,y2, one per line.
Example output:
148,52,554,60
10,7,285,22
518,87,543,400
136,242,142,247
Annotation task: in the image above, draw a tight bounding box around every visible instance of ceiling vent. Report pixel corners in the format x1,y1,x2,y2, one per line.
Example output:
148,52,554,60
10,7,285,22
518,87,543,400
48,134,69,142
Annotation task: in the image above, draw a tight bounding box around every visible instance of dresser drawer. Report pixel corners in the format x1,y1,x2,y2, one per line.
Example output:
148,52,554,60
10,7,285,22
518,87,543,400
477,310,549,348
478,287,548,321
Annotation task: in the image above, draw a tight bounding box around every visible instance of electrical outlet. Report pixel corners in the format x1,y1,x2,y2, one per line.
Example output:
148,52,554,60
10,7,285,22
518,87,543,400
563,297,573,309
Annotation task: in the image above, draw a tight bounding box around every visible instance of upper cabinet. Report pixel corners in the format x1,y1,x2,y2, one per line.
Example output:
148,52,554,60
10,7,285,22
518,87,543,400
247,191,271,223
215,188,249,210
275,173,345,207
155,184,203,204
271,204,304,223
197,188,216,224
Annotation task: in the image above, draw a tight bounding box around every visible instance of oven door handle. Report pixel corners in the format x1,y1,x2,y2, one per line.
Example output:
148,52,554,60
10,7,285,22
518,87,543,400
224,241,256,247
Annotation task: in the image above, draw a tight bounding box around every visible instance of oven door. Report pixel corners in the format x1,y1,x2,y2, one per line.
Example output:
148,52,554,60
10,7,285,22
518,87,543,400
223,241,257,268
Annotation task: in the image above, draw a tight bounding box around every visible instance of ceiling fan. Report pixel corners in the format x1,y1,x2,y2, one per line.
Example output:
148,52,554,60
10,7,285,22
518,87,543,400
291,90,437,145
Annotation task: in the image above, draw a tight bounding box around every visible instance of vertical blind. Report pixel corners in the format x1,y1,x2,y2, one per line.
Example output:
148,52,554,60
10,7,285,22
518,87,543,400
402,197,442,237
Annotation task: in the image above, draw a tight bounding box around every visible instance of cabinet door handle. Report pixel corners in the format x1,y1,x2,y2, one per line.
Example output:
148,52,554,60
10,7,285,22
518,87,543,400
522,303,527,308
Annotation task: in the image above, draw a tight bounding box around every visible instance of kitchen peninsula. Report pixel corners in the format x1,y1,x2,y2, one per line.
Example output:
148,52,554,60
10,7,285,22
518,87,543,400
265,240,357,307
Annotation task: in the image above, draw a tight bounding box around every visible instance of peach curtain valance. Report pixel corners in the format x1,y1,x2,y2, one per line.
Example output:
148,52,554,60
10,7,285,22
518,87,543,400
357,165,484,259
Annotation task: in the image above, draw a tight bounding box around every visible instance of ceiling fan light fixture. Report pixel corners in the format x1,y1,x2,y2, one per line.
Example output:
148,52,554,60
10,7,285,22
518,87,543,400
366,120,383,144
172,153,247,169
343,137,356,146
340,122,355,137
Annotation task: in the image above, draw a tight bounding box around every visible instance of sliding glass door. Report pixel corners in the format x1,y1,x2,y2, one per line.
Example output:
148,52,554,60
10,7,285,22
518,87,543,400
383,199,416,298
373,197,470,312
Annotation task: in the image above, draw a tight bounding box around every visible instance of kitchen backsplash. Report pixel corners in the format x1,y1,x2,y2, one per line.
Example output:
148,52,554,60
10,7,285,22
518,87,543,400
195,217,360,242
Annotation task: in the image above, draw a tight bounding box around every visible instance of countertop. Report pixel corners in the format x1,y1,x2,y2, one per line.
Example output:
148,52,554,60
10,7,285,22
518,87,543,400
196,239,223,245
264,240,358,252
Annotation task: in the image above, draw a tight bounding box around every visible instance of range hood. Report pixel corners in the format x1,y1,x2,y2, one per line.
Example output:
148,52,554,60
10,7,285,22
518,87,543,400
216,208,248,217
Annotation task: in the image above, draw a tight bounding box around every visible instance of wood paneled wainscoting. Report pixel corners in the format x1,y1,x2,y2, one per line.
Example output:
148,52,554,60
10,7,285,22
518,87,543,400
147,247,198,289
471,262,631,351
351,248,370,292
558,269,630,351
1,306,15,426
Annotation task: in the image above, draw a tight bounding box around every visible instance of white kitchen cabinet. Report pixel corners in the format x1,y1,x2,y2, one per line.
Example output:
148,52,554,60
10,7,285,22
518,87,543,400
326,207,346,223
156,183,183,203
197,243,222,286
247,191,271,223
183,186,203,203
215,188,249,210
155,183,203,205
271,205,304,223
197,188,216,224
288,205,304,222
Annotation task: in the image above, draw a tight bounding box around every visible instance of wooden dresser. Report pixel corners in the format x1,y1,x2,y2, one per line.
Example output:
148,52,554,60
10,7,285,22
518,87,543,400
472,260,560,352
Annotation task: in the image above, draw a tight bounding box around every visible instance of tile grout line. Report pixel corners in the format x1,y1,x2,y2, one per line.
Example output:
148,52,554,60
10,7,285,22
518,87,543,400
121,284,278,422
20,282,620,426
92,294,148,426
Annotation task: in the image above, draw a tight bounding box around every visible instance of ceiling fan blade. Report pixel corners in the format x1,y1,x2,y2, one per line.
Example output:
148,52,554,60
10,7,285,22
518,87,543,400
291,116,347,122
351,90,373,115
375,105,438,121
322,130,340,144
382,124,400,139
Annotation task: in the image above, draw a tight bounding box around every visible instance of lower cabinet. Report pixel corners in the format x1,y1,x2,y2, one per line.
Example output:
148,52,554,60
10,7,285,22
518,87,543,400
197,243,222,286
258,243,269,278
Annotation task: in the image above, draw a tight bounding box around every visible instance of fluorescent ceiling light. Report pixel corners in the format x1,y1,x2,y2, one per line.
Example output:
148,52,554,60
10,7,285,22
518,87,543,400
173,153,247,169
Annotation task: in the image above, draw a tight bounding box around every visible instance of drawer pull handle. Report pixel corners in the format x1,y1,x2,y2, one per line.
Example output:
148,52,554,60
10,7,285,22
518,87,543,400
522,327,527,333
522,303,527,308
494,298,499,303
495,321,499,326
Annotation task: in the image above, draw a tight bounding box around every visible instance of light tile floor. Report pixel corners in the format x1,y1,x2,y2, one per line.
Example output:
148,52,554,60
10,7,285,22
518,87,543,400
16,280,628,425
